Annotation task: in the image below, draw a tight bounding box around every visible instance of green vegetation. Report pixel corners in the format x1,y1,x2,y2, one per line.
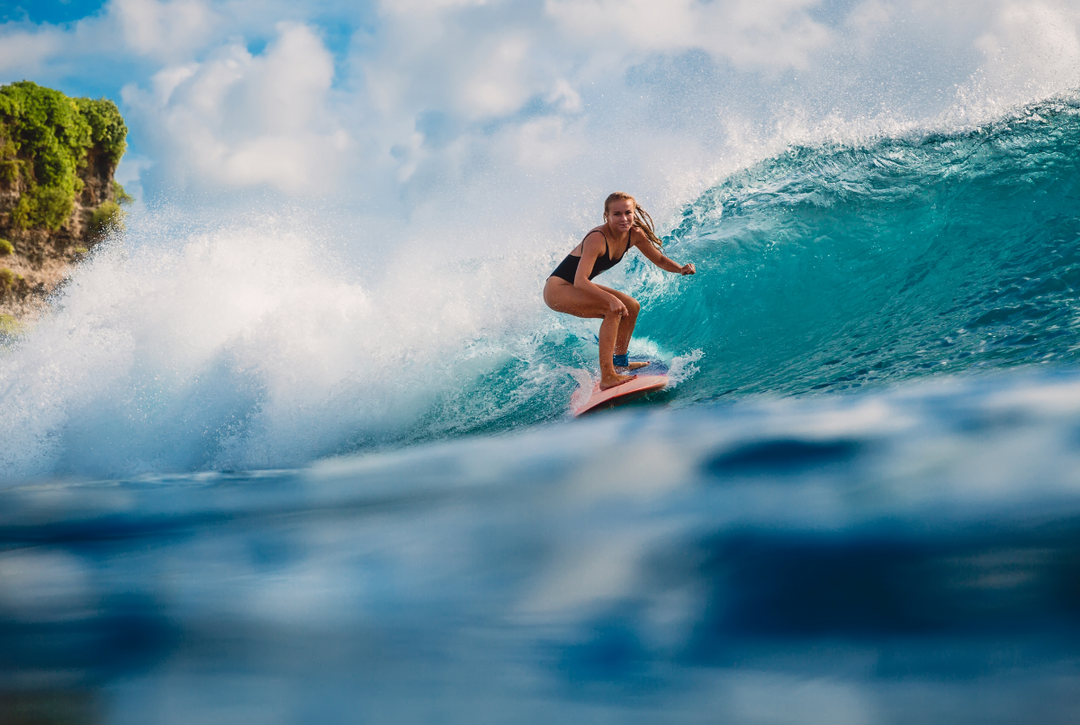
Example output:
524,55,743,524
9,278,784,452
75,94,127,166
0,81,127,231
0,267,18,289
88,200,124,238
0,139,17,186
0,239,11,255
113,180,134,205
72,246,88,255
0,313,21,335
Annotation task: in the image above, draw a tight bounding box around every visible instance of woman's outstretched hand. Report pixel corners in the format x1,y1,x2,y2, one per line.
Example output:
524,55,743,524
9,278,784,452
680,262,696,275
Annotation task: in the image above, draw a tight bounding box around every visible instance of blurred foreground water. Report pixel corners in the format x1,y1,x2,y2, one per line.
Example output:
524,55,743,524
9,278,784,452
3,370,1080,723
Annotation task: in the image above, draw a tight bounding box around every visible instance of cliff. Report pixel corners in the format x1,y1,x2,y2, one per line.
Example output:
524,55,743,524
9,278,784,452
0,81,130,326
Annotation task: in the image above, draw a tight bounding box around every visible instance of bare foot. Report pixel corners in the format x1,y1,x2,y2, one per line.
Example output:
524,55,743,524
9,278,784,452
616,360,649,372
600,372,637,390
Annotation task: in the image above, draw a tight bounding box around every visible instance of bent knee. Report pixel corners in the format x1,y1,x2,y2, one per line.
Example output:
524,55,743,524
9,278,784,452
542,279,563,310
626,296,641,315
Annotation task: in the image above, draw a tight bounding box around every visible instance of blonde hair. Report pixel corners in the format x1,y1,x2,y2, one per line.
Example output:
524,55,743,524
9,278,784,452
604,191,663,250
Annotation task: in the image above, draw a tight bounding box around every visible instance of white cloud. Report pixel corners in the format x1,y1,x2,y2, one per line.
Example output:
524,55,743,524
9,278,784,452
338,0,1080,224
146,62,200,105
360,8,554,125
0,25,64,78
544,0,833,70
511,115,585,170
219,131,350,188
110,0,220,60
547,78,582,113
0,0,223,85
123,22,351,194
7,0,1080,213
380,0,498,14
460,36,532,118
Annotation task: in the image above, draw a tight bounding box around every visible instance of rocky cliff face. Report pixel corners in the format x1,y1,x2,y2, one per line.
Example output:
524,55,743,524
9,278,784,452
0,81,129,323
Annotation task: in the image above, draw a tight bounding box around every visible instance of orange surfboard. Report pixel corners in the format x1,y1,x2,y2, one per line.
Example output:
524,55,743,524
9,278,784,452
572,373,669,417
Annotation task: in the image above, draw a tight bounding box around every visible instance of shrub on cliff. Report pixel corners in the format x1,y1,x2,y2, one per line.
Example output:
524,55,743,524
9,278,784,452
0,81,127,231
0,239,12,255
0,313,20,336
0,267,18,289
113,180,134,205
76,95,127,167
89,200,124,239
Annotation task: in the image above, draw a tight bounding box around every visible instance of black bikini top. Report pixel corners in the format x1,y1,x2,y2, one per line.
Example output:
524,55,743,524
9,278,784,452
549,229,631,283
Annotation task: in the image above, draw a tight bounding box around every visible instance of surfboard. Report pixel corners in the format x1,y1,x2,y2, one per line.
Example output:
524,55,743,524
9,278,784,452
571,359,669,417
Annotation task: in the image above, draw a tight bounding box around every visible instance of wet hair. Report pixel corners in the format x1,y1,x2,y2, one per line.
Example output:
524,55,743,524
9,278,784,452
604,191,663,250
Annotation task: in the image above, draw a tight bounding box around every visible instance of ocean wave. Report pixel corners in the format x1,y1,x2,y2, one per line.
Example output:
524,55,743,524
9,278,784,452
638,92,1080,402
2,95,1079,478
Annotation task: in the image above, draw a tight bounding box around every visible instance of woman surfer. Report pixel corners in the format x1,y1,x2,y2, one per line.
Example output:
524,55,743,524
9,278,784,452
544,192,696,390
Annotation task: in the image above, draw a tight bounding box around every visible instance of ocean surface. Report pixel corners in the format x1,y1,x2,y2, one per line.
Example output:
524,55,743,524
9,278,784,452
3,93,1080,723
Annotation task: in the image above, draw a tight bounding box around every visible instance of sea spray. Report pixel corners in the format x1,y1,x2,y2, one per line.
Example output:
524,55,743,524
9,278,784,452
0,210,559,478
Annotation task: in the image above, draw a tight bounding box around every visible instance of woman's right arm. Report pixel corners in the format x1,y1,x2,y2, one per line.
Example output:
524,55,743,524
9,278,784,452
574,232,629,316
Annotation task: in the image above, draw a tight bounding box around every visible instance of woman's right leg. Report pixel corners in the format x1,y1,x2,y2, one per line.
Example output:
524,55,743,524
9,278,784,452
544,277,636,389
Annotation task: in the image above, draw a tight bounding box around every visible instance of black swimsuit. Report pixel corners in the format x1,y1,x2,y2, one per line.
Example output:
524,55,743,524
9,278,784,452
549,230,629,284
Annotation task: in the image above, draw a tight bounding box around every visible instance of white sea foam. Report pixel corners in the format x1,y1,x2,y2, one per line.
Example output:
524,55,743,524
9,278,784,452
0,208,568,478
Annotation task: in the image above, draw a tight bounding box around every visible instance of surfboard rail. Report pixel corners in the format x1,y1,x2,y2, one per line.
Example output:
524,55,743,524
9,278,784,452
572,374,669,417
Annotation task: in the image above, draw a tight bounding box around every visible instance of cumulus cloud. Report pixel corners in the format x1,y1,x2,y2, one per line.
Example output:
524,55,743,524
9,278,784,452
360,7,554,125
8,0,1080,216
461,36,534,118
320,0,1080,231
380,0,500,13
510,115,586,169
0,0,226,85
0,25,64,78
546,78,582,114
352,0,841,204
544,0,833,70
123,22,351,194
109,0,220,60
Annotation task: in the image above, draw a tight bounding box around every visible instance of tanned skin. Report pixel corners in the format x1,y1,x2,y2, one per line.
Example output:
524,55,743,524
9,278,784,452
544,198,695,390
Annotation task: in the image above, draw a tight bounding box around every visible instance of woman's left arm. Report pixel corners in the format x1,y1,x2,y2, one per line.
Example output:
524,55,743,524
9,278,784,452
634,231,696,275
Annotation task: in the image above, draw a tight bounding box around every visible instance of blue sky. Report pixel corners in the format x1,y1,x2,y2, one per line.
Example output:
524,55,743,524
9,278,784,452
2,0,1079,219
1,1,108,25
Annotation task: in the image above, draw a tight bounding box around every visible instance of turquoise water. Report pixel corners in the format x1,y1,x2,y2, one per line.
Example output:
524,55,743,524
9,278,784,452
639,94,1080,400
3,95,1080,722
379,93,1080,442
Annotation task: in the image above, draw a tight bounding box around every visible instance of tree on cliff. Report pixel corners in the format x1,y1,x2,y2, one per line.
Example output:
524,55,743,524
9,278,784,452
0,81,131,324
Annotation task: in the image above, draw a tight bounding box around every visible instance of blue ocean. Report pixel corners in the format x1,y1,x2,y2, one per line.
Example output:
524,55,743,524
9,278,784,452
3,93,1080,722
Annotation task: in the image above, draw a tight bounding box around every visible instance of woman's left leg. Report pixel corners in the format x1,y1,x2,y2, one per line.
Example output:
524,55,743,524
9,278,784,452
595,284,647,370
544,277,637,388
